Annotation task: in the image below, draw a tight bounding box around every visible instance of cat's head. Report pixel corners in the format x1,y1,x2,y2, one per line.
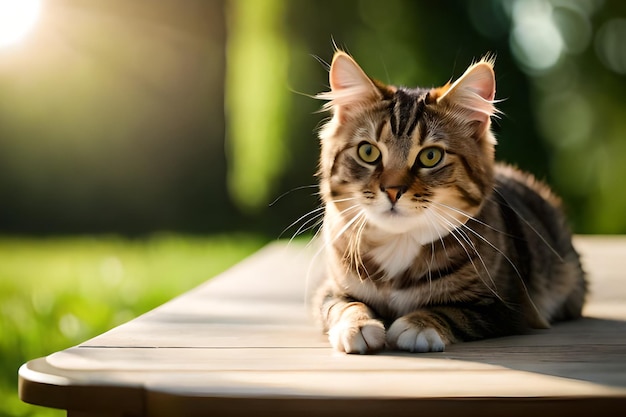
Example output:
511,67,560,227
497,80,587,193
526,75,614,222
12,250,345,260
317,51,499,239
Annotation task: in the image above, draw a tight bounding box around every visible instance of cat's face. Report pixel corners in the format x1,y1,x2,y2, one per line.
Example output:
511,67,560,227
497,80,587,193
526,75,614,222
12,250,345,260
318,52,498,238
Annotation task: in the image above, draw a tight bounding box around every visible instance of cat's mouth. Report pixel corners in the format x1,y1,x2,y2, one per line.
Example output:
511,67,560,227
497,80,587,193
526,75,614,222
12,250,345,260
364,205,415,229
386,206,404,216
371,200,415,217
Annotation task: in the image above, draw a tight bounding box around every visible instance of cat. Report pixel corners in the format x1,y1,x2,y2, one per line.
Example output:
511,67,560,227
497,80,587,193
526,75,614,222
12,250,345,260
312,50,586,354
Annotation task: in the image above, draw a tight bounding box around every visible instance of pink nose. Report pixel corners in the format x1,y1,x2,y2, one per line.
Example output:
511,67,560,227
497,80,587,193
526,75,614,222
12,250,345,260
382,186,406,204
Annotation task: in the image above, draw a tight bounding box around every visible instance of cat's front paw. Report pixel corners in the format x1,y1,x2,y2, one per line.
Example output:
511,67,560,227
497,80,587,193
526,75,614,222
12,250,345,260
387,317,446,353
328,319,386,354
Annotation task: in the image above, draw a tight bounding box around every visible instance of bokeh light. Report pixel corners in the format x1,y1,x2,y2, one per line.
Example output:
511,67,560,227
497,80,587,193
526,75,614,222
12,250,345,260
509,0,564,72
0,0,625,236
595,18,626,75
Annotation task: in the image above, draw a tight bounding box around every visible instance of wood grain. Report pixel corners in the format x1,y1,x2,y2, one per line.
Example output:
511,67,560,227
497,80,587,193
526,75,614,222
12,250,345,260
19,236,626,416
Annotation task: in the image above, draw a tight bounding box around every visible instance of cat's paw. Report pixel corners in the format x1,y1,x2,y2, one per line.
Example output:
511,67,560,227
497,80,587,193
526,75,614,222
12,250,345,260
328,319,386,354
387,317,446,353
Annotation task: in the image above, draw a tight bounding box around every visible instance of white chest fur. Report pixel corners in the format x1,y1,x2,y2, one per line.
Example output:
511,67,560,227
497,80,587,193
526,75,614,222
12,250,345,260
368,231,423,278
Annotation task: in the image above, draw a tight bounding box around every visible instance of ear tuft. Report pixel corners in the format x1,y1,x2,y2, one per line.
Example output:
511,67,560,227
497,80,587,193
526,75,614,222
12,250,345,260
437,58,499,127
316,51,382,114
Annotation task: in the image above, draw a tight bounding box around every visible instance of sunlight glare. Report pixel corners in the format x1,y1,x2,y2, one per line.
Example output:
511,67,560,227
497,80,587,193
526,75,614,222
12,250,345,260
0,0,42,47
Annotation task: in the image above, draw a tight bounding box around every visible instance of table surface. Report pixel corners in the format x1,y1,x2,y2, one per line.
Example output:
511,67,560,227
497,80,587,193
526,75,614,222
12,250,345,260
19,236,626,417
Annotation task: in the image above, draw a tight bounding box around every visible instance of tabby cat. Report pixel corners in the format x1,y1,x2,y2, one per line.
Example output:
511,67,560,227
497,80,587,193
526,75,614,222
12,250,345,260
313,51,586,354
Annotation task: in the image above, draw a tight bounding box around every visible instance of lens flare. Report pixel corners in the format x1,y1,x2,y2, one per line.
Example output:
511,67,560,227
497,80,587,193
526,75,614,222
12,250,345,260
0,0,42,47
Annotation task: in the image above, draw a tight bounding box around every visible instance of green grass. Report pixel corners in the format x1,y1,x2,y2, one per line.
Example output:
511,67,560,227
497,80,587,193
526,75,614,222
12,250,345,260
0,234,266,417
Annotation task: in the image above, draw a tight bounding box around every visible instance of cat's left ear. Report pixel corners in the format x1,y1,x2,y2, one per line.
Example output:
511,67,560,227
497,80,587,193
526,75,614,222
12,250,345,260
433,59,498,134
318,51,385,121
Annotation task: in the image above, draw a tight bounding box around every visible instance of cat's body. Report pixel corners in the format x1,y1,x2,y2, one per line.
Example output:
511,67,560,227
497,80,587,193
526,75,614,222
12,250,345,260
313,51,586,354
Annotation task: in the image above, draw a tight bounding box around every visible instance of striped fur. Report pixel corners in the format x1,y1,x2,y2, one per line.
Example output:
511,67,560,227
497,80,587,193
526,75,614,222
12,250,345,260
313,51,586,354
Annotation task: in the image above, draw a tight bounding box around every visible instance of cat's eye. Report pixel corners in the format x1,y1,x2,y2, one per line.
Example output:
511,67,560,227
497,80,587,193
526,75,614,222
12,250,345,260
357,142,381,164
417,146,444,168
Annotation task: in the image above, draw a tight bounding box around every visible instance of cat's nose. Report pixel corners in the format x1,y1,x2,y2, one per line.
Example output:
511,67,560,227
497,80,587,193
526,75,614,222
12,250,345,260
381,185,407,204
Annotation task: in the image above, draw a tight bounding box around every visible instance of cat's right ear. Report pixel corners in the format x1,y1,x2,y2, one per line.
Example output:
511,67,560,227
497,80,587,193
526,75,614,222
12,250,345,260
318,52,383,120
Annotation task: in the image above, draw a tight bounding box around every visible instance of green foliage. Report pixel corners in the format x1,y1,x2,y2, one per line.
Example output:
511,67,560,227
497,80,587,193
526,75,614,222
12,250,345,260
0,235,265,417
226,0,290,212
274,0,626,233
1,0,625,234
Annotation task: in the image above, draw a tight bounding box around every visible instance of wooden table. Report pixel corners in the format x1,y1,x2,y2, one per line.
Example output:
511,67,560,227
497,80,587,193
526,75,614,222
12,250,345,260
19,236,626,416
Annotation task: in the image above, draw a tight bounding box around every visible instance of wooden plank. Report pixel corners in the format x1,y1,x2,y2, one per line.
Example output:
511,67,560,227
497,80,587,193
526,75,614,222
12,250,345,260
18,237,626,416
143,396,626,417
37,346,626,397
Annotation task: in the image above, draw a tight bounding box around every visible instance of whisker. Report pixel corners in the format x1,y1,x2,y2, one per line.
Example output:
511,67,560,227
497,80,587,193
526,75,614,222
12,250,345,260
427,206,505,304
269,184,319,207
281,197,359,241
430,205,539,314
430,205,511,270
349,214,369,280
491,189,564,262
430,200,515,238
433,200,540,312
303,205,364,308
280,206,325,240
304,221,325,250
310,205,364,260
289,215,325,245
422,210,444,303
324,206,362,245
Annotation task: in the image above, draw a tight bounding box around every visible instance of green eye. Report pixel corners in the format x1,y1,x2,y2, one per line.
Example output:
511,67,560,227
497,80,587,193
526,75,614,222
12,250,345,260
357,142,381,164
417,147,444,168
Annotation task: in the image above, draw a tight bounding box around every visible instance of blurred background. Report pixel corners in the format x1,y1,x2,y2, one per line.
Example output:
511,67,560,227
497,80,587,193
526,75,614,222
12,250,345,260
1,0,625,415
1,0,626,236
